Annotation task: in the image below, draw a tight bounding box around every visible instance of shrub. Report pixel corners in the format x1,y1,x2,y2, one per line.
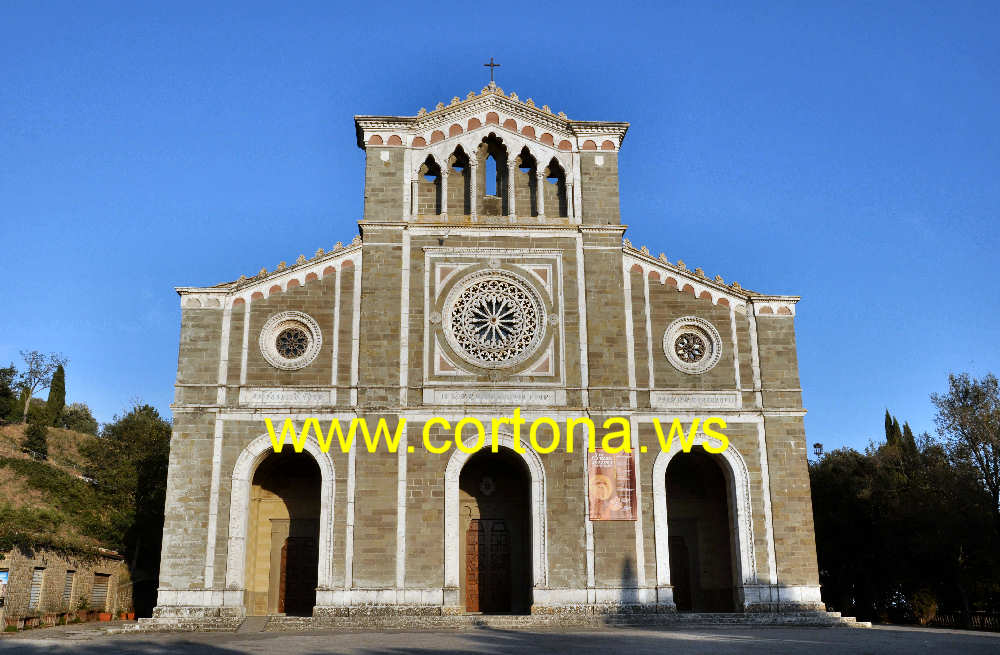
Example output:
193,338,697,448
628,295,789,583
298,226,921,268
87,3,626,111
910,589,938,625
57,403,99,435
22,421,48,460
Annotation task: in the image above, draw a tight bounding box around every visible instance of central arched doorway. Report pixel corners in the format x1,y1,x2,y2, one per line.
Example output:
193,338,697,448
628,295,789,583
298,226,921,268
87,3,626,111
665,450,737,612
458,448,532,614
245,451,321,616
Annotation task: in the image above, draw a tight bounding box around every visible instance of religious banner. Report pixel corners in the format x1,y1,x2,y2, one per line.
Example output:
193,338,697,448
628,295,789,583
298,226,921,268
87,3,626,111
588,448,637,520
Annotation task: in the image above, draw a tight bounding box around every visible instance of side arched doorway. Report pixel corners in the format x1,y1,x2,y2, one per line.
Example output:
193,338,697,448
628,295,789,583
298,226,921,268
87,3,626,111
458,449,532,614
665,450,737,612
245,451,321,616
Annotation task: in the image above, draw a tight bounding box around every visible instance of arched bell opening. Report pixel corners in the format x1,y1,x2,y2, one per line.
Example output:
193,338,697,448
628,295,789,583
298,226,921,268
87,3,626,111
448,146,472,216
515,147,539,217
416,155,443,216
543,158,568,218
477,134,509,216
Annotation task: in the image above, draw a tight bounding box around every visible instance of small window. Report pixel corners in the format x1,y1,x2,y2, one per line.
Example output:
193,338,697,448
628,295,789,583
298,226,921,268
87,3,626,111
0,569,9,606
29,567,45,609
63,570,75,607
90,573,110,610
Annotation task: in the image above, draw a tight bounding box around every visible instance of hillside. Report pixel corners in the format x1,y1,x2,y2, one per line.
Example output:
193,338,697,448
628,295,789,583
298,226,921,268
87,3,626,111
0,424,112,555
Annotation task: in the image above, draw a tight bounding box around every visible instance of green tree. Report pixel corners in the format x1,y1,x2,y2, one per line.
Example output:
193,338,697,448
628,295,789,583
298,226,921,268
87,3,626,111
22,420,49,460
81,403,170,614
811,411,997,623
46,364,65,426
0,363,17,423
15,351,68,423
57,403,99,435
931,373,1000,534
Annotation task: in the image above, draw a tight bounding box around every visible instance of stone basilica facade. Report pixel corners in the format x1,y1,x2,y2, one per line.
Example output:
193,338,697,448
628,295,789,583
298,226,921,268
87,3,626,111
152,84,824,626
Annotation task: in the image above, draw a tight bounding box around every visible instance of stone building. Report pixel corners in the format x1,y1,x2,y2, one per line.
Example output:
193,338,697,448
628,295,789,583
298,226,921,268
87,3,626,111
0,546,131,627
153,83,823,625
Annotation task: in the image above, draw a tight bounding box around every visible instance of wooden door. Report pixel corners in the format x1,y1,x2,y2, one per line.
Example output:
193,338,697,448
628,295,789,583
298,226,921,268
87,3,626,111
279,536,318,615
465,520,484,612
465,519,512,613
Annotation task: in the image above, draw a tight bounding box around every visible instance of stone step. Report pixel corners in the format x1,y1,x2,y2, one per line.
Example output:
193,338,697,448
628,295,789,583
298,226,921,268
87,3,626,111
256,611,869,632
237,616,270,633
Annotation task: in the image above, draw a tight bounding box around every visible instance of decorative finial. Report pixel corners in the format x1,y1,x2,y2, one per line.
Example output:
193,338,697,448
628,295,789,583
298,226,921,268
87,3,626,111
435,102,444,110
296,254,306,265
258,267,267,278
714,274,724,284
542,105,551,113
731,281,742,290
237,274,247,283
277,261,287,271
558,111,567,119
334,241,342,250
509,91,519,101
466,90,476,99
640,246,650,255
450,96,460,106
525,98,535,107
695,267,705,277
352,235,361,245
315,247,325,258
483,57,501,83
623,238,633,248
417,107,427,116
677,259,686,270
659,253,669,263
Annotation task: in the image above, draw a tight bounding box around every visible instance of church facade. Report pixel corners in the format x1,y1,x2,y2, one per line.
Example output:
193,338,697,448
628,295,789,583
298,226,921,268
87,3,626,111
154,84,823,624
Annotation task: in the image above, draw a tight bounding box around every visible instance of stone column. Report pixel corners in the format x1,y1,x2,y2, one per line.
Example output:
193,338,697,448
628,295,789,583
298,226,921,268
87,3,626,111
410,180,420,217
440,168,448,220
535,170,546,219
469,158,478,221
507,161,517,219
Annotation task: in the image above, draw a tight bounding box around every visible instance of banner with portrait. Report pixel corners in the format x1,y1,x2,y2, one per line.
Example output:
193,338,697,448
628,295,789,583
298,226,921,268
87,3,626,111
588,448,637,520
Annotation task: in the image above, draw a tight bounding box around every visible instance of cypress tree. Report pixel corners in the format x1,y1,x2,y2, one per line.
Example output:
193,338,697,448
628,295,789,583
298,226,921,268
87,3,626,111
46,364,65,426
884,410,900,445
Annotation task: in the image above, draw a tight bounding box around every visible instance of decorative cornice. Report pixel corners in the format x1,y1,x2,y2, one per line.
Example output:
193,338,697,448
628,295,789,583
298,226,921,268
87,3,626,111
622,243,800,315
175,236,363,302
355,86,628,150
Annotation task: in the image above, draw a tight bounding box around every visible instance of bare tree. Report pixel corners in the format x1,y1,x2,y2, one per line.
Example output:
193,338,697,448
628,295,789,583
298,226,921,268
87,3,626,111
16,350,68,423
931,372,1000,532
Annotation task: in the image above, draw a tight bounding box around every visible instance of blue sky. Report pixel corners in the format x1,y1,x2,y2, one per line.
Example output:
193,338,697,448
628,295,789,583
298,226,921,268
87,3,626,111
1,2,997,451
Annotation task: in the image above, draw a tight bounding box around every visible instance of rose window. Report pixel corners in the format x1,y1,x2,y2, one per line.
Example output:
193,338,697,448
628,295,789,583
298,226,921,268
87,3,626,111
674,332,706,363
276,327,309,359
662,316,722,374
259,311,322,370
443,270,545,369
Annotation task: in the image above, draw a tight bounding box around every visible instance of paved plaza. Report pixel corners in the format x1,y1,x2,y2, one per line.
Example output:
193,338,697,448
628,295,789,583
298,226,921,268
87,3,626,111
2,624,999,654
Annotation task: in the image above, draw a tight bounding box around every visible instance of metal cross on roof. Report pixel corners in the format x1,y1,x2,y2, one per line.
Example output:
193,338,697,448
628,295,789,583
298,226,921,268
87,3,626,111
483,57,500,83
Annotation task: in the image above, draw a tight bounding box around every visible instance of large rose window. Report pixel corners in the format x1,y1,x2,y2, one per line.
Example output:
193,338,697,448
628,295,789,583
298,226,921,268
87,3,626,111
443,270,545,369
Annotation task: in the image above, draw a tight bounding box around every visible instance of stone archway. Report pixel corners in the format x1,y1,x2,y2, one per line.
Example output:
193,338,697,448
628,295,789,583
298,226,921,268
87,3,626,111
458,449,531,613
225,435,335,615
652,435,757,610
444,434,547,611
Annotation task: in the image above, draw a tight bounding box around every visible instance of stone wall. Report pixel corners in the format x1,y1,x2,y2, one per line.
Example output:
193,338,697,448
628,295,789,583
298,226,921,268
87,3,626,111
0,547,130,621
363,147,405,222
579,152,620,225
